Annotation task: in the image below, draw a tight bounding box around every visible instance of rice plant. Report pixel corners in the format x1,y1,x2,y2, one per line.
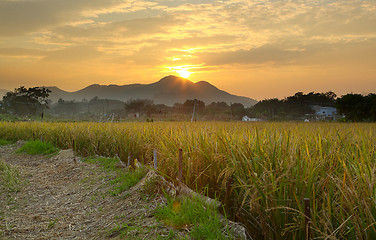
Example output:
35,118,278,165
0,121,375,239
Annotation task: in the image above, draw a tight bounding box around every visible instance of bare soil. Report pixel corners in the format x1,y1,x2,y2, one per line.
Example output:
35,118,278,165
0,141,189,239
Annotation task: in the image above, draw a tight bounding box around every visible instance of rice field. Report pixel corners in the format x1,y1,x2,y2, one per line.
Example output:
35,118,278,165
0,121,375,239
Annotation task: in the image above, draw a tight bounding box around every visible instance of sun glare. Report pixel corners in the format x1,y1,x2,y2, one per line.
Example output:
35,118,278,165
167,65,202,79
176,69,191,78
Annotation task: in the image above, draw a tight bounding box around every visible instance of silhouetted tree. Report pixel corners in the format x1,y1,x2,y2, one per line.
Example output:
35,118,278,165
230,103,246,118
182,99,205,114
249,98,283,119
125,99,155,116
1,86,51,116
53,98,80,114
249,91,337,120
336,93,376,121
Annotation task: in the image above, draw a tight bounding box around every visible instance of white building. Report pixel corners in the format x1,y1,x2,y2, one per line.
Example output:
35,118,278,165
311,105,337,120
242,116,262,122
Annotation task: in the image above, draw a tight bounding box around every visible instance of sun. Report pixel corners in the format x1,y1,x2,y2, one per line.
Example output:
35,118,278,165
175,69,191,78
168,65,197,78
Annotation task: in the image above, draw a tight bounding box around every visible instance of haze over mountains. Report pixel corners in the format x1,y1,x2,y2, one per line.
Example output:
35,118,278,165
0,89,7,98
46,76,257,107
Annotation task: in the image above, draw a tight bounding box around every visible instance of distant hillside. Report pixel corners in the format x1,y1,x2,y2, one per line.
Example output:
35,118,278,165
0,89,9,99
47,76,257,107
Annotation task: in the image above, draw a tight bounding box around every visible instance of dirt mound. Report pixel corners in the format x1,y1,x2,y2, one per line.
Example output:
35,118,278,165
52,149,77,163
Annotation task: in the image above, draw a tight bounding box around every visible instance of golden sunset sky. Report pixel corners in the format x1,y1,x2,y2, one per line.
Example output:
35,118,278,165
0,0,375,100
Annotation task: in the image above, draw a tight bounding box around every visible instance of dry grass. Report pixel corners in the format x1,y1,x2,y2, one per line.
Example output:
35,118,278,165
0,142,189,239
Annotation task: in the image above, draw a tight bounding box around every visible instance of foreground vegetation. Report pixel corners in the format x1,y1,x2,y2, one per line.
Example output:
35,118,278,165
0,160,23,194
0,121,375,239
83,156,147,196
17,140,59,156
155,196,227,240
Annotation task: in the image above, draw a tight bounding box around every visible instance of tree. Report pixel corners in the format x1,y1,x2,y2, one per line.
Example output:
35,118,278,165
249,91,337,120
336,93,376,121
53,98,80,115
1,86,51,116
125,99,155,116
249,98,283,119
366,94,376,121
182,99,205,114
230,103,246,118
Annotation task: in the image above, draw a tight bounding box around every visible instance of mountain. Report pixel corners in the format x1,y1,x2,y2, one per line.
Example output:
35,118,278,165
47,76,257,107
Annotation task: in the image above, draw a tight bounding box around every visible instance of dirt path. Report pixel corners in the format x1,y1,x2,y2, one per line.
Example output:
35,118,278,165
0,141,187,239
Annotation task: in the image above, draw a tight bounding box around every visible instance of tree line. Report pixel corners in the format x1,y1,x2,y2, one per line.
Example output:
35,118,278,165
0,86,247,121
1,86,375,122
249,91,337,121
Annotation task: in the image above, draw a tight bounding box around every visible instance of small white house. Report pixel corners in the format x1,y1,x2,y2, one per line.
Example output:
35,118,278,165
242,116,261,122
311,105,337,120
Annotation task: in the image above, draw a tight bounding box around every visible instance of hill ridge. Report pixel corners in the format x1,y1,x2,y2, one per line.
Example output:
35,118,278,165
46,76,257,107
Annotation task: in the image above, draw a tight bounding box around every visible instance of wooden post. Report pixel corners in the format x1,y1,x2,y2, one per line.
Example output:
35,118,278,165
97,141,100,153
191,99,197,122
153,149,157,170
130,152,134,169
304,198,311,240
178,149,183,182
72,139,76,163
127,153,131,167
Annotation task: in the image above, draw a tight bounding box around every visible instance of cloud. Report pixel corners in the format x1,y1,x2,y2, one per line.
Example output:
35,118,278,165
0,47,44,57
197,45,304,65
0,0,152,36
196,38,376,67
43,45,102,62
126,34,236,65
39,14,186,49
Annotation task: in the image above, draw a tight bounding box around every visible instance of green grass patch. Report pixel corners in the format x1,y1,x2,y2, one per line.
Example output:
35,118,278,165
0,139,12,146
16,140,59,155
84,156,119,171
110,168,146,195
0,160,23,193
156,229,190,240
107,222,144,238
83,157,147,196
155,196,229,240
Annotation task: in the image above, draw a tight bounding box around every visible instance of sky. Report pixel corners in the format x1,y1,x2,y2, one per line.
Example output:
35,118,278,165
0,0,375,100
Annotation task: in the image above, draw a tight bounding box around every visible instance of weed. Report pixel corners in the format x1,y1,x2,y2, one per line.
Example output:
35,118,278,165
156,229,190,240
0,139,12,146
17,140,58,156
83,157,147,196
108,222,144,238
110,168,146,195
84,157,118,171
0,160,23,193
155,196,229,239
47,219,58,230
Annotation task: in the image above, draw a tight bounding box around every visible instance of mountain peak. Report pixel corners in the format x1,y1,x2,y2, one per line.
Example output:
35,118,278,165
195,81,214,87
157,75,190,84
